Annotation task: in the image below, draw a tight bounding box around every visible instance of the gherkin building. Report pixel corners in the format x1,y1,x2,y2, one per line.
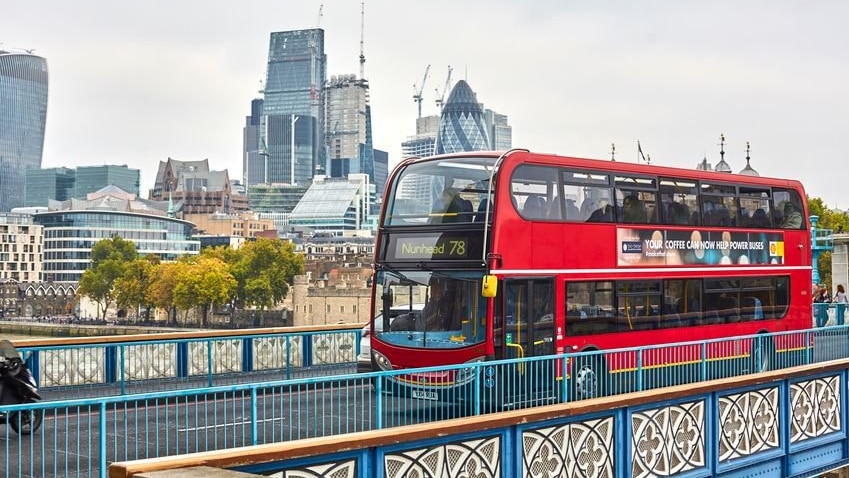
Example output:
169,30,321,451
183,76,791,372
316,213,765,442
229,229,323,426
435,80,490,154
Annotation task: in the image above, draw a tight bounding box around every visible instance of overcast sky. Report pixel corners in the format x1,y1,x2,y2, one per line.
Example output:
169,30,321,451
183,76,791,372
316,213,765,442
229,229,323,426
5,1,848,208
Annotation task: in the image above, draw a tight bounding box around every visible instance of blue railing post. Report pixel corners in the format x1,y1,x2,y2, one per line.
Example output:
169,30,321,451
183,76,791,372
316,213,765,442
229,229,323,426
375,373,383,430
177,341,189,379
119,345,125,396
207,340,214,388
473,364,481,416
250,387,258,445
636,349,644,392
561,356,569,403
303,333,313,368
700,342,707,381
24,348,39,387
99,401,107,478
105,344,117,384
242,337,254,373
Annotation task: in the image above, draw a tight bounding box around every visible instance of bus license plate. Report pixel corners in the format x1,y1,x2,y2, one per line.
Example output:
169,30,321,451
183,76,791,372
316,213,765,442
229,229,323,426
412,390,438,401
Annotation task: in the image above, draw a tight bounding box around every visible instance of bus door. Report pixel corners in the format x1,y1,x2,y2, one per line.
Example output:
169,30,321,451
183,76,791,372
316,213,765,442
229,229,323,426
495,278,556,405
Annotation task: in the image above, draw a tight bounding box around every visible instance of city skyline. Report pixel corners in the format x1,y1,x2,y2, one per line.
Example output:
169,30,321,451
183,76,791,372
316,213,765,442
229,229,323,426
3,1,849,208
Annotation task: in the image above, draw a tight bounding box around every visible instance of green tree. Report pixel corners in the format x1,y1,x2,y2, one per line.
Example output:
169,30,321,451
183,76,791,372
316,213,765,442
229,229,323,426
113,256,159,320
77,236,138,319
231,238,303,326
173,256,236,327
146,261,185,325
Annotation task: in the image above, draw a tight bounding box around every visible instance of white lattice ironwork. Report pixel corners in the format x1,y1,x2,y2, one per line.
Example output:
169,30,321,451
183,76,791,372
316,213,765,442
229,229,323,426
123,343,177,380
631,400,706,477
718,386,780,461
253,336,303,370
384,436,500,478
188,339,242,376
39,347,106,386
522,416,614,477
267,459,357,478
790,375,841,442
312,333,356,365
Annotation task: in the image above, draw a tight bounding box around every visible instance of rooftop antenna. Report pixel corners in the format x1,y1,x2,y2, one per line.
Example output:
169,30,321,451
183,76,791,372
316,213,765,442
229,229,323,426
359,2,365,80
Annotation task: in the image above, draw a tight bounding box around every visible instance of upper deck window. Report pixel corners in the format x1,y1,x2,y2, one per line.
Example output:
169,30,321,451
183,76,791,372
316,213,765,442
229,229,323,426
383,157,496,226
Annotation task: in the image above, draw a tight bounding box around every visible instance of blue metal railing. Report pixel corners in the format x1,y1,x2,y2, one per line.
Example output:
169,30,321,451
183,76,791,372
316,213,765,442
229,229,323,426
13,328,360,401
3,324,849,478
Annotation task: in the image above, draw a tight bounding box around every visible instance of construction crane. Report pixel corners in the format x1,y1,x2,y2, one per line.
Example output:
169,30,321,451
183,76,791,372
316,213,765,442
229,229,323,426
434,65,453,111
359,2,365,80
412,64,430,119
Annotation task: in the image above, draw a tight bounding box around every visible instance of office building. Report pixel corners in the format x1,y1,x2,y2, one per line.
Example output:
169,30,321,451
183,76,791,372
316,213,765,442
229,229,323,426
373,148,388,197
401,115,439,159
324,75,374,183
35,186,199,283
0,49,48,211
484,110,513,151
0,213,43,282
289,174,373,234
150,157,248,214
74,165,140,198
242,98,264,187
435,80,490,155
25,167,74,207
261,29,327,185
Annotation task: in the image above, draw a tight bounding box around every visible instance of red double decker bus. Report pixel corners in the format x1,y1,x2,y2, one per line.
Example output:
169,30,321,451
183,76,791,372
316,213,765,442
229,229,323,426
369,149,811,405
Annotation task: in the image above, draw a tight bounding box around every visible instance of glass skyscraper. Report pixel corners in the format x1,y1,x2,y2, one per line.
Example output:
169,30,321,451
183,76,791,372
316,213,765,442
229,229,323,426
261,29,326,186
435,80,490,155
0,49,48,211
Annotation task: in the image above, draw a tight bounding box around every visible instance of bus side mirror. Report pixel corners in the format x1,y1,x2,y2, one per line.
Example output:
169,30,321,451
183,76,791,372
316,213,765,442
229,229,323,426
481,275,498,298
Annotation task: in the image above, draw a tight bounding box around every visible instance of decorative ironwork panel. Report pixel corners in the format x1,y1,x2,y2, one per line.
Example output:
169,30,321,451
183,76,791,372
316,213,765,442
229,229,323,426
267,459,357,478
311,332,356,365
522,416,614,477
790,375,841,442
188,339,243,376
718,386,780,461
40,347,106,386
123,343,177,380
253,336,303,370
384,436,500,478
631,400,705,477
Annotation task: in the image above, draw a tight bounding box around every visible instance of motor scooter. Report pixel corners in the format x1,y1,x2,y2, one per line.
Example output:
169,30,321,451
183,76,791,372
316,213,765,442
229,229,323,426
0,340,43,435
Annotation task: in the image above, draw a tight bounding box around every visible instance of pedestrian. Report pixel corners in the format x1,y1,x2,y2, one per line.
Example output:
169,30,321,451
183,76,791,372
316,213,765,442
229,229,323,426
833,284,849,326
813,284,831,327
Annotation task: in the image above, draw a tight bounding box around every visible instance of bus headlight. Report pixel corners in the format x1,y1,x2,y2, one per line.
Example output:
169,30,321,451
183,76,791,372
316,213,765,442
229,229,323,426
373,351,392,371
455,356,485,386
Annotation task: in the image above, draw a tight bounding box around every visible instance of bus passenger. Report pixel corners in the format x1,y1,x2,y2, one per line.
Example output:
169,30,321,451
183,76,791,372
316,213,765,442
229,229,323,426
667,202,690,225
780,203,802,229
437,188,470,223
621,195,647,223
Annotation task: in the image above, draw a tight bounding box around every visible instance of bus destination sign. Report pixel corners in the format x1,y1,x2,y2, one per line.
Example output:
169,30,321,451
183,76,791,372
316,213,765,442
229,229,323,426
388,234,472,261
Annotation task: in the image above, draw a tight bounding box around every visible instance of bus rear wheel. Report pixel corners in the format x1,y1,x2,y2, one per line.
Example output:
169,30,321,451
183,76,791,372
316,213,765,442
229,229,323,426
572,354,607,400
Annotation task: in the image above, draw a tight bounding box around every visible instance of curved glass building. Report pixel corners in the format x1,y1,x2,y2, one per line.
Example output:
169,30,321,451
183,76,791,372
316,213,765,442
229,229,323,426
34,211,200,283
435,80,490,154
0,50,49,211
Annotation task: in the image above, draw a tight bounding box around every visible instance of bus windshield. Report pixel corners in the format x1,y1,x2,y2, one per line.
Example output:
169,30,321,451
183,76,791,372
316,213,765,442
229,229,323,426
383,156,497,226
374,269,487,349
